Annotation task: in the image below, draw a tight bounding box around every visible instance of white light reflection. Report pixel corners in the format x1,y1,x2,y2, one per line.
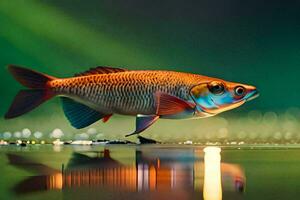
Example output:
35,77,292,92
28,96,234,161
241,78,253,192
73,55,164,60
203,146,222,200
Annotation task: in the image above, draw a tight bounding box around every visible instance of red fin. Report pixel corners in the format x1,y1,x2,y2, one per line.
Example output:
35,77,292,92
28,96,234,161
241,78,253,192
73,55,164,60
102,114,113,123
155,92,196,116
5,89,54,119
8,65,56,89
75,66,128,77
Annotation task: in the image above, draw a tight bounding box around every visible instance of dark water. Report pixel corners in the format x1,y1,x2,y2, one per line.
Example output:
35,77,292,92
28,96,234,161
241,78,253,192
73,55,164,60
0,144,300,200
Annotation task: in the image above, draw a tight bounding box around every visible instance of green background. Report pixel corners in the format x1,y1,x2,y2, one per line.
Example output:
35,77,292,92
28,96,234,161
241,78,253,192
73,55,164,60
0,0,299,142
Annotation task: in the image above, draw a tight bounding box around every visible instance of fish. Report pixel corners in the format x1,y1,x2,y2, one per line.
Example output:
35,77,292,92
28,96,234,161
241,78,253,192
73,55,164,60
5,65,259,136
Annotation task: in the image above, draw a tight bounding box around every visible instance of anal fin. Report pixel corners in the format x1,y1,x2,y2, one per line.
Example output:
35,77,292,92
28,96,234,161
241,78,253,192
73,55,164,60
61,97,109,129
125,115,159,137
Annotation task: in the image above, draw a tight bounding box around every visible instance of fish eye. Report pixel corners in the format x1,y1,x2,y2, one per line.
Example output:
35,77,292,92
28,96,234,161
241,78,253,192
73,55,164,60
234,86,246,96
208,81,225,95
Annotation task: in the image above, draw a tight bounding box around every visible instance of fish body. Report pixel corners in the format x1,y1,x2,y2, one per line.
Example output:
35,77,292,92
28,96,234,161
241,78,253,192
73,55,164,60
5,65,259,136
50,70,209,117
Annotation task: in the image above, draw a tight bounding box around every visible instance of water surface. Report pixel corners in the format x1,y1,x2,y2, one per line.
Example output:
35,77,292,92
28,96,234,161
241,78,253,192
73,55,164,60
0,144,299,200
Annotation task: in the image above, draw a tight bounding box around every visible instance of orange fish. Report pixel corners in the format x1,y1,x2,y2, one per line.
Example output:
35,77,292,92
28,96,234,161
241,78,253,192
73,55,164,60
5,65,259,136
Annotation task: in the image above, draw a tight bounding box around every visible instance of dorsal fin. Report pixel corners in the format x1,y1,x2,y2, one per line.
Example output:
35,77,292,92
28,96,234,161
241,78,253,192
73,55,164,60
75,66,128,77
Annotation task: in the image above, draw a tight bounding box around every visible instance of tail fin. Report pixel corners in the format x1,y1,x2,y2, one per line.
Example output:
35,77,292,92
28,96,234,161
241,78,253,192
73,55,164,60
7,65,55,88
5,65,56,119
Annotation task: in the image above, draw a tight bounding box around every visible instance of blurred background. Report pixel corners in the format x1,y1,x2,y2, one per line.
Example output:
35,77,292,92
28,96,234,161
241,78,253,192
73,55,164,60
0,0,300,143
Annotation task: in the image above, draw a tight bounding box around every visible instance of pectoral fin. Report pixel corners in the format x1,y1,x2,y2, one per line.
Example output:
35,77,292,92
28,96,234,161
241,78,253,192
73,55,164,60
155,92,196,116
125,115,159,137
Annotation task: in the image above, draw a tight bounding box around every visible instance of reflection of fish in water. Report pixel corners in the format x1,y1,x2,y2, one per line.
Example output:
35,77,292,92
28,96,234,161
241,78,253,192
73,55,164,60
7,148,245,196
7,150,134,194
5,65,259,135
6,154,61,194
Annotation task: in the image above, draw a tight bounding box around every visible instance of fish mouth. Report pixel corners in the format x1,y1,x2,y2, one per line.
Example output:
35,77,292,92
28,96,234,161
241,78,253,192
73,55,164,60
203,97,246,114
245,89,260,102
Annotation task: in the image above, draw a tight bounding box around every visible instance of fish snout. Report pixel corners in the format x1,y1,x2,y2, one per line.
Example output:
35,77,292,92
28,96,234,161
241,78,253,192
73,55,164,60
244,86,259,102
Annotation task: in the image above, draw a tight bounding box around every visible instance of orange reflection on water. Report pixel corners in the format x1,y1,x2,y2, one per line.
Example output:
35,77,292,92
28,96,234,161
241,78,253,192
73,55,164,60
149,165,156,190
47,173,63,190
63,166,137,191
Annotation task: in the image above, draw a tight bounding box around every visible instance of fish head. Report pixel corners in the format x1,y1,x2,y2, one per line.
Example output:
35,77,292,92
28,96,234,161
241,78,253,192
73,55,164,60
190,79,259,116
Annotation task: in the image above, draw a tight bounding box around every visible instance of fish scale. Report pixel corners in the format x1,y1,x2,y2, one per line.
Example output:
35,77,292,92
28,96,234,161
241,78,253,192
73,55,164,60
50,70,206,115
